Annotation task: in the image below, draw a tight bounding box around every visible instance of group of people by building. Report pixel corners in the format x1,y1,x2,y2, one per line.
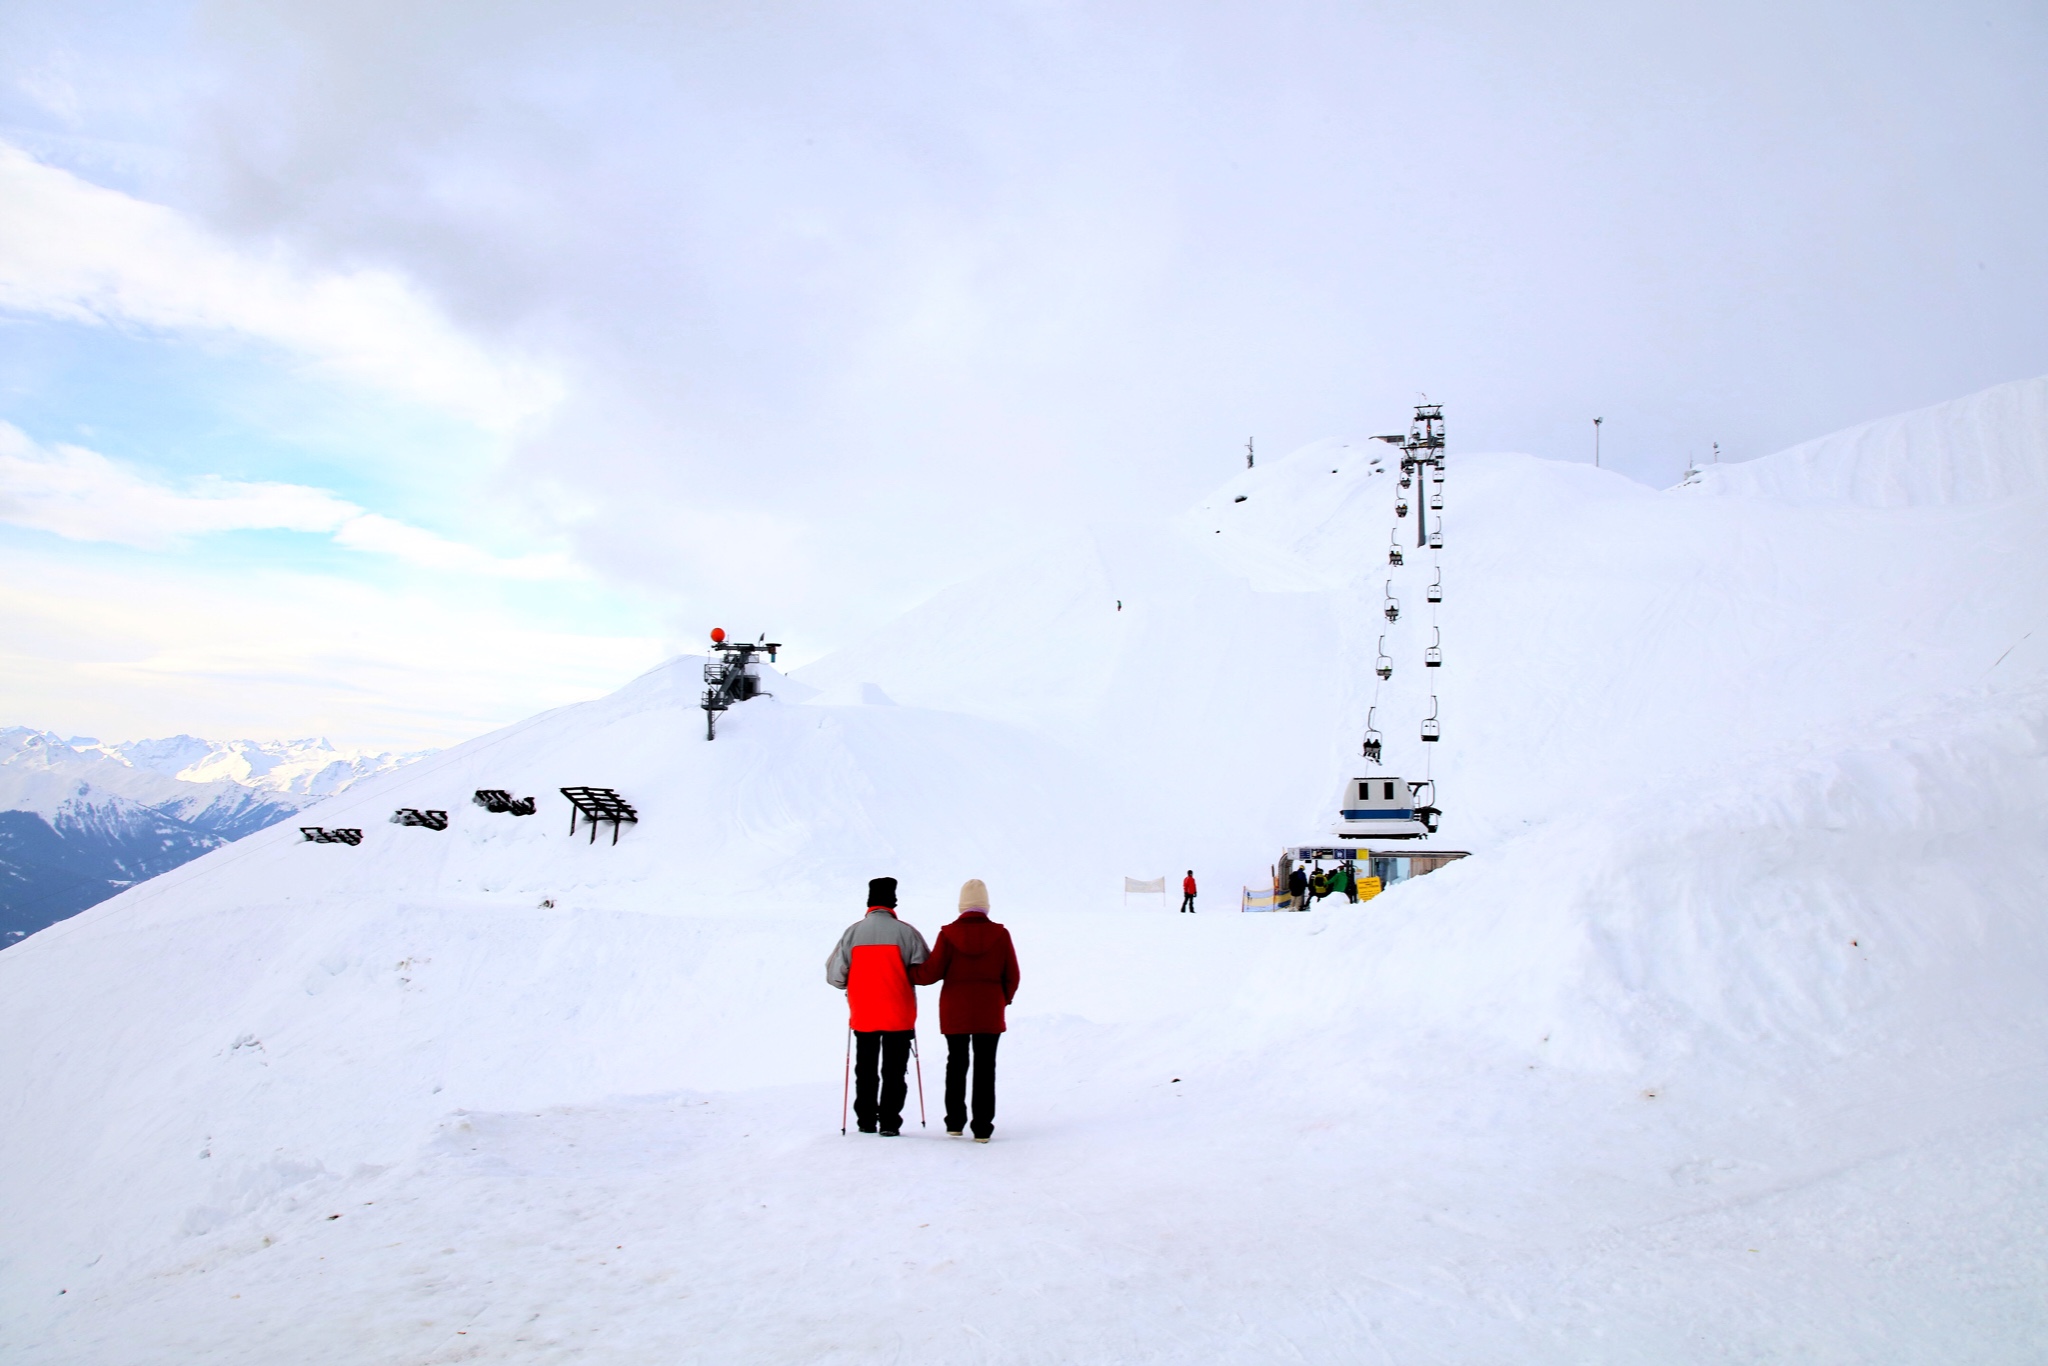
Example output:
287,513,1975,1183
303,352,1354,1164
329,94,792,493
1286,861,1365,908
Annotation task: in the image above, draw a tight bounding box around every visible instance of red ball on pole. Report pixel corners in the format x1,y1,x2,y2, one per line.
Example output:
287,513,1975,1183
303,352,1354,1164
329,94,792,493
709,627,726,643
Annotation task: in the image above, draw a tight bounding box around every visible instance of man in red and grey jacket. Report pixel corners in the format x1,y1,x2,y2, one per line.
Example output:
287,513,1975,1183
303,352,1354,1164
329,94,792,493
825,876,930,1136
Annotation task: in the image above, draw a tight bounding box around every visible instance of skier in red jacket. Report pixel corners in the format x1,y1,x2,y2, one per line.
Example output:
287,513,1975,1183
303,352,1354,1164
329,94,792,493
825,877,929,1136
1180,870,1197,913
912,879,1020,1142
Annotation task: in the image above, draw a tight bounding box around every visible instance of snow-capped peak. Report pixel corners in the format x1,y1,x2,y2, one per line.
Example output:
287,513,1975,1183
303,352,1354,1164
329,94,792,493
56,732,432,797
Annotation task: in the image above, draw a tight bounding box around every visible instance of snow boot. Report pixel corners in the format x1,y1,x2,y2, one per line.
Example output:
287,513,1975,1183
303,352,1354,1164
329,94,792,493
946,1129,964,1138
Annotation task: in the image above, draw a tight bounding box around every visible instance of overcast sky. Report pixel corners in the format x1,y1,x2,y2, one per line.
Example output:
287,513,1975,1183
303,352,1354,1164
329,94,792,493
2,0,2044,747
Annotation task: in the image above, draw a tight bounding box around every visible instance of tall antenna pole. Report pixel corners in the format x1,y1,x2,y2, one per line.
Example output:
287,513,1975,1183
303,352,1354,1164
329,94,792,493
1593,416,1603,469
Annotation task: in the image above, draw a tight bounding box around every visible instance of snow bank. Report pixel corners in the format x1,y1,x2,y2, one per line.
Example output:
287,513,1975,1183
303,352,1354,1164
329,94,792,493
1688,373,2048,507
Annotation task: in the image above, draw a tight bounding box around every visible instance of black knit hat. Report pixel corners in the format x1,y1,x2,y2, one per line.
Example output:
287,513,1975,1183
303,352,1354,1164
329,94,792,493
867,876,898,908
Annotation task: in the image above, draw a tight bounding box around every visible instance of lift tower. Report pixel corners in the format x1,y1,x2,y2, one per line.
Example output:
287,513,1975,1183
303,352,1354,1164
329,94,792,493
1402,403,1445,547
702,629,781,740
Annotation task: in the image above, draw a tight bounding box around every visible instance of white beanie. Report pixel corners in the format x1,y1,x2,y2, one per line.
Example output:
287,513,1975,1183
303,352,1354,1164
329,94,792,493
958,878,990,912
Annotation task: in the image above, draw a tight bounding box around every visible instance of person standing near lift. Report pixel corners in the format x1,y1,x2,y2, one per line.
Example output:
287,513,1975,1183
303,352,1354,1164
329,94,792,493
825,876,929,1136
913,879,1020,1142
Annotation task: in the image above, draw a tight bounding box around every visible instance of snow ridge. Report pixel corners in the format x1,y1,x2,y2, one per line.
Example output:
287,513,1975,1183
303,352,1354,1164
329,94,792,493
1686,372,2048,507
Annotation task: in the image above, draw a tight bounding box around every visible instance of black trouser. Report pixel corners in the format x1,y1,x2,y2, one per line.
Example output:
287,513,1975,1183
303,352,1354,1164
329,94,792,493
853,1029,913,1133
944,1033,1000,1139
1180,893,1196,913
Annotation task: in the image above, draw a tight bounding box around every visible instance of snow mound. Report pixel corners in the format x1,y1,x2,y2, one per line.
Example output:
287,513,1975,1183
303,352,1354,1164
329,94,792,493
1687,372,2048,506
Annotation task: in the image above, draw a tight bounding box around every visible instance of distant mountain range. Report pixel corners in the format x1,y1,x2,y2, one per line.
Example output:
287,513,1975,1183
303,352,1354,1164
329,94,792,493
1,729,431,945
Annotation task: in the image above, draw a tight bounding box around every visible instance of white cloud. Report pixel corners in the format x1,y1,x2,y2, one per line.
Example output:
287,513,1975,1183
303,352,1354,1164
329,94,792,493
0,539,665,749
0,422,576,580
329,512,576,581
0,141,560,429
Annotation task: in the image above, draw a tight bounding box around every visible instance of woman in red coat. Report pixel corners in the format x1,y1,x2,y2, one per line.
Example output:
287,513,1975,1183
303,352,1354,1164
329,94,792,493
912,878,1021,1142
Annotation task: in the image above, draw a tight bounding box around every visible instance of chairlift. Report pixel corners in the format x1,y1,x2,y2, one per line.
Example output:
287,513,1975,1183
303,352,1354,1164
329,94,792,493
1431,464,1445,485
1428,527,1443,550
1427,568,1442,603
1425,627,1442,668
1362,706,1383,764
1429,491,1443,511
1388,541,1404,567
1396,497,1409,518
1407,779,1442,833
1400,474,1413,491
1375,636,1393,680
1421,696,1441,742
1383,583,1400,623
1331,773,1431,839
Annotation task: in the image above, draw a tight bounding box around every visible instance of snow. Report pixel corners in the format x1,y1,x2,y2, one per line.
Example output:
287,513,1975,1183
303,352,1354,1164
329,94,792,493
3,381,2048,1361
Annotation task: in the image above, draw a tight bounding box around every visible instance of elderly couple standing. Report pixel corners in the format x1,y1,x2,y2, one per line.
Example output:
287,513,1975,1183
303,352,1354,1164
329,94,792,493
825,876,1020,1142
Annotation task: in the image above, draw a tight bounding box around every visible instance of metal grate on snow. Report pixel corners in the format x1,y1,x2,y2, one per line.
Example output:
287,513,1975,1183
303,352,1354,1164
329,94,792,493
473,790,537,816
301,827,363,845
560,786,639,844
391,808,449,830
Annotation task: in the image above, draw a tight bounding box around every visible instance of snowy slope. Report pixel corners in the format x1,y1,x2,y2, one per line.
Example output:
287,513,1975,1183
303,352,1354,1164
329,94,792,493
3,381,2047,1362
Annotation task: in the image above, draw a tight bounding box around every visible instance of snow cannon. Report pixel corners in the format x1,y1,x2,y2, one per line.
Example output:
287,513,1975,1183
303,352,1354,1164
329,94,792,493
710,627,726,643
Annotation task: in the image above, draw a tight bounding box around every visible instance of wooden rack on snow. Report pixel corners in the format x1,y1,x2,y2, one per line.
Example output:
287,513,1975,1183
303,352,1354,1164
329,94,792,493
561,787,638,844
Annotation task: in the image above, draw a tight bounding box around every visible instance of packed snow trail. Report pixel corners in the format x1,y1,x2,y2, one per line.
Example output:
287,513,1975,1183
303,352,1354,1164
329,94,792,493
4,377,2048,1362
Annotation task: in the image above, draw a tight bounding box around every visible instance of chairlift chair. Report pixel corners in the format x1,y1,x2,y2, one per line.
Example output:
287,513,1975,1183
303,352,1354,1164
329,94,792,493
1407,779,1443,833
1383,583,1401,623
1362,706,1383,764
1428,527,1443,550
1431,464,1445,485
1427,569,1442,603
1375,637,1393,680
1425,627,1442,668
1396,498,1409,518
1429,491,1443,511
1421,696,1441,742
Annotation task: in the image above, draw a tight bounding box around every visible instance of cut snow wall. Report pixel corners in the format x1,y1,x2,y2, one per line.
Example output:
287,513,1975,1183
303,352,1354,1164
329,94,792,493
1689,374,2048,507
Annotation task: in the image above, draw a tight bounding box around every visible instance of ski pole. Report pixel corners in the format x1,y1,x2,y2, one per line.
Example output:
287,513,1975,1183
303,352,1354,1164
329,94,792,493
841,1028,852,1136
912,1034,926,1128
